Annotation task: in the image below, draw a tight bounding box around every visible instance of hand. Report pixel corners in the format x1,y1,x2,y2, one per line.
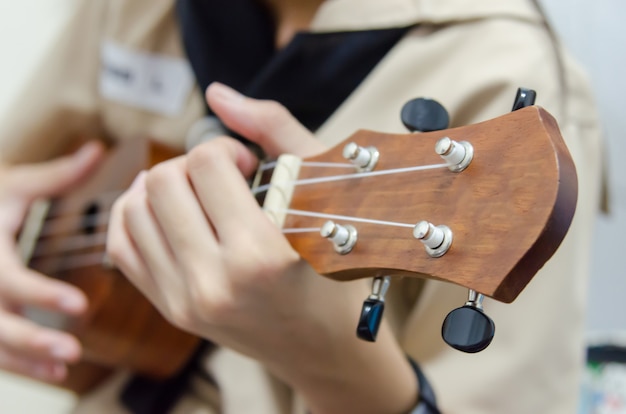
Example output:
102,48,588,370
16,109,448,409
0,142,104,382
107,83,417,414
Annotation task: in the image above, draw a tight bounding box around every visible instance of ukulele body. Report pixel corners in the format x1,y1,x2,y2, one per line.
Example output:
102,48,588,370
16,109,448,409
21,139,200,394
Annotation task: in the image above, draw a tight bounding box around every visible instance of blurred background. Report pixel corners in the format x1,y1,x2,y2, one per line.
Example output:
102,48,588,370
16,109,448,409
0,0,624,412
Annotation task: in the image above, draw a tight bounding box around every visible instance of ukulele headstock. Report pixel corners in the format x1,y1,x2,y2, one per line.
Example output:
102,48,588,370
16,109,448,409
266,105,577,304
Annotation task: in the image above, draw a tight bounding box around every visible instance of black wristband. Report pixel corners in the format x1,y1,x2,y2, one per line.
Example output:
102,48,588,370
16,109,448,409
407,356,441,414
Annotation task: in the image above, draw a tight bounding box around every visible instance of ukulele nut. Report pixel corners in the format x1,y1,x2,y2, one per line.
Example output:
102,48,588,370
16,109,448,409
435,137,473,172
413,221,453,257
342,142,379,172
321,220,358,255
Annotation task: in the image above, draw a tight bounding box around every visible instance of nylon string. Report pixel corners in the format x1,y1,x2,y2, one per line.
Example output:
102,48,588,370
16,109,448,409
33,160,445,268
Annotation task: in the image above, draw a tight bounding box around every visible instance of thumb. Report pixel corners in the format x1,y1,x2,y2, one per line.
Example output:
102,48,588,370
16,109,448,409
205,82,326,158
8,141,105,200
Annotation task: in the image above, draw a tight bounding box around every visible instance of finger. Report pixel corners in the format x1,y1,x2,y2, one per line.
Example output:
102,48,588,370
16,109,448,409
7,141,105,200
206,82,326,158
144,158,219,265
0,309,81,364
0,348,68,382
120,180,183,305
0,236,87,314
186,138,276,243
106,172,159,304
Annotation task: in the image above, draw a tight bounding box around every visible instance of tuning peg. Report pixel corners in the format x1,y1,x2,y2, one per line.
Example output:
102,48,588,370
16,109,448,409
320,220,358,254
400,97,450,132
441,290,495,353
413,221,453,257
342,142,379,172
356,276,391,342
511,87,537,111
435,137,473,172
439,87,535,354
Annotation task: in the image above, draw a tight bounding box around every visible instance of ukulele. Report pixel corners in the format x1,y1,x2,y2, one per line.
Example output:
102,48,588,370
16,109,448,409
20,138,200,394
20,103,576,391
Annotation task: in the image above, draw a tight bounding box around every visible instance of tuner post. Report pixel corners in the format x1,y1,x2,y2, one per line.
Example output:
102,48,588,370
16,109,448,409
413,221,453,257
435,137,473,172
320,220,358,254
342,142,379,172
465,289,485,310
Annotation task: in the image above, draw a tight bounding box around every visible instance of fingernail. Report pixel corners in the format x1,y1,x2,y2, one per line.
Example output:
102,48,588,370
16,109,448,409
209,82,244,104
50,343,76,360
35,333,79,361
32,363,66,381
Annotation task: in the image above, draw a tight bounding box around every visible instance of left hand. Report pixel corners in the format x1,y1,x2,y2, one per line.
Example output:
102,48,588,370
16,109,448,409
107,83,417,414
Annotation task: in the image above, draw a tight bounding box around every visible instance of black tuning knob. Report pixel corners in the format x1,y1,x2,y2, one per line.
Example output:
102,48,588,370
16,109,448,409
356,276,391,342
357,299,385,342
400,97,450,132
441,290,495,353
511,87,537,111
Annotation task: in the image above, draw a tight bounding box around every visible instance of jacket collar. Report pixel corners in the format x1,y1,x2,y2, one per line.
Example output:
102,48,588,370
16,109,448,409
310,0,543,32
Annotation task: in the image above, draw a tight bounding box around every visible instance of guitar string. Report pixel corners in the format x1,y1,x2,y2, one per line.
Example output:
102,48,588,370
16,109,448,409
32,160,442,268
252,162,449,195
36,161,354,230
31,252,109,274
260,160,355,171
37,160,444,233
30,217,411,271
266,209,416,228
43,190,123,218
30,232,108,258
39,212,111,237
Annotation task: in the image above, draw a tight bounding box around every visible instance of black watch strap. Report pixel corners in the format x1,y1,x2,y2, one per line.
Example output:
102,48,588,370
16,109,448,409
408,357,441,414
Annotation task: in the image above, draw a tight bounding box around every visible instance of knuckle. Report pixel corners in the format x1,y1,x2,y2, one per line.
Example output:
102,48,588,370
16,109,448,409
145,161,175,193
256,101,290,130
166,303,196,331
105,239,124,266
122,192,145,222
187,137,232,172
184,276,233,325
228,240,297,286
200,289,235,323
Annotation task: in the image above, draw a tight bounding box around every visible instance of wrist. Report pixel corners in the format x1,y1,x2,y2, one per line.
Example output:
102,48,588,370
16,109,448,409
263,280,418,414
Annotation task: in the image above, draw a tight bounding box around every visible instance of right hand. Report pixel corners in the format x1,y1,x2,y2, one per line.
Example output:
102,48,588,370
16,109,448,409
0,142,103,382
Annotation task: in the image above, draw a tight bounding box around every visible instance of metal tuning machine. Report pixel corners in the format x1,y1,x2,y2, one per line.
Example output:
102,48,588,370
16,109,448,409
441,290,495,353
511,87,537,111
356,276,391,342
400,97,450,132
320,221,357,255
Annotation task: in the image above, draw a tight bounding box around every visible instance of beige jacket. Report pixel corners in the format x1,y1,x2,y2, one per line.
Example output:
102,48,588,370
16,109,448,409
0,0,604,413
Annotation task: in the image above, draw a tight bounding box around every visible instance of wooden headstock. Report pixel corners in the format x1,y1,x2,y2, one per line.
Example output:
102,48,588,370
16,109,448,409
266,106,577,303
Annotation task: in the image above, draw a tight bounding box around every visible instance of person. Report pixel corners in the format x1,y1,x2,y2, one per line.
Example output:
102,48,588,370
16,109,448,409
0,0,604,413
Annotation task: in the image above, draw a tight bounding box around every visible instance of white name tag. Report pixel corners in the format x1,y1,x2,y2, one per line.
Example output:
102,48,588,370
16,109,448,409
99,41,195,116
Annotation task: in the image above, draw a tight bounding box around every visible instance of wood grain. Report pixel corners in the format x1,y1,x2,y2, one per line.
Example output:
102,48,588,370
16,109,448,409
284,107,577,303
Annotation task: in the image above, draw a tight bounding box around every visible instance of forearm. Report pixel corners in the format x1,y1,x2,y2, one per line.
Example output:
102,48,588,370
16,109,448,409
263,278,418,414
